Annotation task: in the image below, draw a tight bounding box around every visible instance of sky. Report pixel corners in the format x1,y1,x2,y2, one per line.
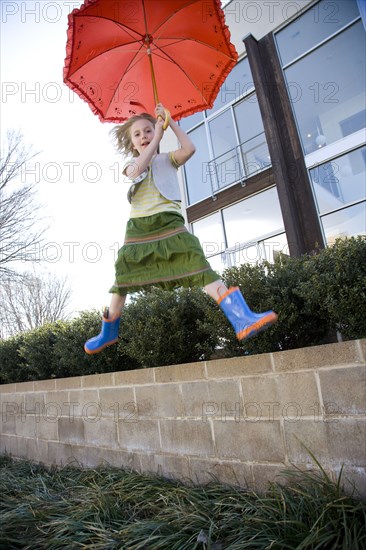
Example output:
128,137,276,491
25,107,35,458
1,0,136,316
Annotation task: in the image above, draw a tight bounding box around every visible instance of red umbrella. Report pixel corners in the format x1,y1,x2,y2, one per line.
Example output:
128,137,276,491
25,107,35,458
63,0,238,123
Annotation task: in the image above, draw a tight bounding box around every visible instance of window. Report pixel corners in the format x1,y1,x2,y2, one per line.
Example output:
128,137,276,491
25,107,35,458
321,202,366,243
181,57,270,205
309,146,366,243
234,95,271,175
284,20,366,155
206,57,254,116
222,188,284,247
184,124,211,204
276,0,360,66
275,0,365,157
192,188,286,271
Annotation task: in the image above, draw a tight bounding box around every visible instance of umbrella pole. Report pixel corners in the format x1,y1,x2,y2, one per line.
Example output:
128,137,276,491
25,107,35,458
147,46,159,105
147,45,170,130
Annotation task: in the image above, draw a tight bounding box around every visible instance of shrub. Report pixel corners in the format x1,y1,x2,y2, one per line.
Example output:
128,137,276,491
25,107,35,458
0,236,365,383
219,236,366,356
297,236,366,339
52,310,139,378
0,334,26,384
119,287,218,368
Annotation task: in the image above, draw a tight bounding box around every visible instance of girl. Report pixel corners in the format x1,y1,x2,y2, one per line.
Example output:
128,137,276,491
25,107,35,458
84,104,277,354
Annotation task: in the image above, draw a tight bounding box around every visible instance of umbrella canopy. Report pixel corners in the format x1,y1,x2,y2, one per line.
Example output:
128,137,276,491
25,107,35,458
63,0,238,123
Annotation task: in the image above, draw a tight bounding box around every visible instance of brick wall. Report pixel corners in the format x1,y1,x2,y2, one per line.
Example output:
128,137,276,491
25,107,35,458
1,339,365,496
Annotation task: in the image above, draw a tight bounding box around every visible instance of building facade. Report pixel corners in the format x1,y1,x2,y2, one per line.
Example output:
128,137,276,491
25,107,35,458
162,0,366,272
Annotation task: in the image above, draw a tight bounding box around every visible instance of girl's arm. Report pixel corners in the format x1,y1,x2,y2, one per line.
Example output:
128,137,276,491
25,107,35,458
156,104,196,166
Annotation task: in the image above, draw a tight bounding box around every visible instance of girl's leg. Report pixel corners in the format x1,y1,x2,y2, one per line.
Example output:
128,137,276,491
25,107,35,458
84,293,126,355
204,279,278,341
204,279,229,301
108,293,126,319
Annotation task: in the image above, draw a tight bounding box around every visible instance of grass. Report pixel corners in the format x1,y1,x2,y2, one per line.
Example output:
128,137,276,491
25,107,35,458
0,454,365,549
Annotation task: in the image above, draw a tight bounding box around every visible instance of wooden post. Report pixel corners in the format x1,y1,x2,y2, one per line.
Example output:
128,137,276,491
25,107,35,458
244,33,325,256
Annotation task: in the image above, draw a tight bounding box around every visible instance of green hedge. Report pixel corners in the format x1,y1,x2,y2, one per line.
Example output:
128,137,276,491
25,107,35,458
0,237,365,384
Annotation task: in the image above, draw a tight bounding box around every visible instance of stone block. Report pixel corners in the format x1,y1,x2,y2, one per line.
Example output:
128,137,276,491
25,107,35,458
358,339,366,362
82,372,114,388
252,463,289,493
139,452,191,481
33,379,56,392
154,362,206,384
58,417,85,446
98,449,142,471
181,381,210,419
114,368,155,386
285,419,366,467
36,416,59,441
16,414,36,438
207,353,273,378
135,383,184,418
99,387,135,419
55,376,82,390
118,418,160,452
69,444,105,467
15,381,34,392
273,340,363,372
24,392,45,416
319,366,366,415
189,458,253,488
0,383,16,393
0,434,18,456
66,389,99,419
214,419,285,462
48,441,74,466
83,417,118,448
44,391,75,419
1,404,17,435
206,379,242,421
159,419,215,457
241,372,319,419
340,466,366,499
25,438,48,464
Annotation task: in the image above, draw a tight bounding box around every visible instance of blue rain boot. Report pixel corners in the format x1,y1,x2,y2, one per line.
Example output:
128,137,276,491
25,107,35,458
218,287,278,341
84,314,120,355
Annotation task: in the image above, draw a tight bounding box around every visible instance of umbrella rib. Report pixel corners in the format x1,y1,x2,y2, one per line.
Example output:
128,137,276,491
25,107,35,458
75,13,144,41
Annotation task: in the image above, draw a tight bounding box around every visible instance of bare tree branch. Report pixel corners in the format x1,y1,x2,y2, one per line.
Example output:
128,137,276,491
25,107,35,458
0,270,72,338
0,130,46,277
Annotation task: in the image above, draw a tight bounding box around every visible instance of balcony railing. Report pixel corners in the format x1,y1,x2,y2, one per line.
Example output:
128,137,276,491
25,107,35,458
207,132,271,199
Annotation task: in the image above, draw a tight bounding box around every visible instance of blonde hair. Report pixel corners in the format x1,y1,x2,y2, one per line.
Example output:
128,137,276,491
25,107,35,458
110,113,156,157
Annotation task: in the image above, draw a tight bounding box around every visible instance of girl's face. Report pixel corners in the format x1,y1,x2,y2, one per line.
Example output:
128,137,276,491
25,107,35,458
130,119,155,155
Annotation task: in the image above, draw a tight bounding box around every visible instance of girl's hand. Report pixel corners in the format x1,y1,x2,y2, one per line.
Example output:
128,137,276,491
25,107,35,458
155,103,166,121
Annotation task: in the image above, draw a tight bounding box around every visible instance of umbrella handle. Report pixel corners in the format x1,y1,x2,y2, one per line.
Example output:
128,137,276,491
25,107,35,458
158,109,170,131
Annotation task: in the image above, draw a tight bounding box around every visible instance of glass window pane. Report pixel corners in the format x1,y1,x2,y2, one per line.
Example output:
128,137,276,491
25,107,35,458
321,201,366,244
262,233,289,262
205,253,227,273
234,95,271,175
206,57,254,116
227,242,264,267
192,212,225,257
284,21,366,155
184,125,211,204
310,147,366,214
223,188,284,248
209,109,237,157
179,111,204,131
276,0,360,66
208,109,240,190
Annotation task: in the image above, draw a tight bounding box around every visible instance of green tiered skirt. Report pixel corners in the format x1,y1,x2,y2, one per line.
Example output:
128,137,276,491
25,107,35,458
109,211,220,296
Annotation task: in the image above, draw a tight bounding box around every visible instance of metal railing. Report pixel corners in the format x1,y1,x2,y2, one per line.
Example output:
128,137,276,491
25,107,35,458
207,132,271,199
